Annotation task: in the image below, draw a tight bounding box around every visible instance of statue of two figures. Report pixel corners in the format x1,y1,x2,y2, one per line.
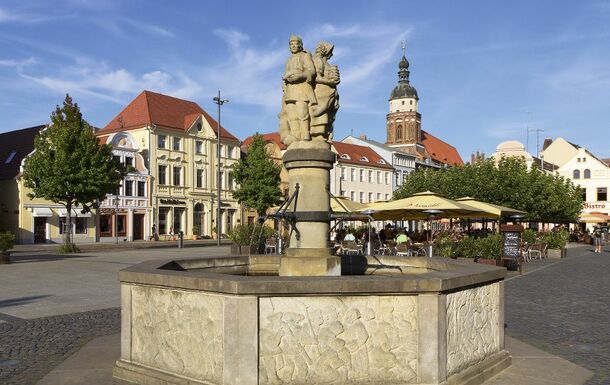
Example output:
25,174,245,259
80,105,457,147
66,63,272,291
279,35,340,147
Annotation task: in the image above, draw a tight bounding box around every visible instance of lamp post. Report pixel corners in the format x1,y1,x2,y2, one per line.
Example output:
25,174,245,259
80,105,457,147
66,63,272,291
213,91,229,247
422,209,442,257
361,209,377,256
115,195,120,245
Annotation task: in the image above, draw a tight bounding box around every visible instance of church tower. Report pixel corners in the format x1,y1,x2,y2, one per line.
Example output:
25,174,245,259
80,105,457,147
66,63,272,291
386,48,424,156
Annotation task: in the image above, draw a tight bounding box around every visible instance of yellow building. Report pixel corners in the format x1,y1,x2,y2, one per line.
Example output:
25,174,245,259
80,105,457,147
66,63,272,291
96,90,242,239
0,125,96,244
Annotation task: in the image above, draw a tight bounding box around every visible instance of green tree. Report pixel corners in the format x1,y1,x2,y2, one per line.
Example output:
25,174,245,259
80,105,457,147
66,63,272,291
232,133,283,216
395,157,582,223
22,94,127,250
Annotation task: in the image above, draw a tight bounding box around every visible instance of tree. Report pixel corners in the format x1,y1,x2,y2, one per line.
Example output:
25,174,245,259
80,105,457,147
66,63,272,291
22,94,127,250
232,133,283,216
395,157,582,223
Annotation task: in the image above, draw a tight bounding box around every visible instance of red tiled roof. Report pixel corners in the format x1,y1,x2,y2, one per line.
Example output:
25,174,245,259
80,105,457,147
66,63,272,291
97,90,239,142
602,158,610,167
0,125,46,180
242,132,287,150
332,141,393,170
421,130,464,166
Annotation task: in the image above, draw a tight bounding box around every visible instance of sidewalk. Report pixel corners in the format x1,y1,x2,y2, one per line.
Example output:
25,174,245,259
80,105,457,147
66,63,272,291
36,334,592,385
9,238,232,254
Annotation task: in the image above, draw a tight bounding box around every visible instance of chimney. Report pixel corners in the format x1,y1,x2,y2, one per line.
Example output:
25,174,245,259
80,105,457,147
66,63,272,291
359,134,367,140
542,138,553,151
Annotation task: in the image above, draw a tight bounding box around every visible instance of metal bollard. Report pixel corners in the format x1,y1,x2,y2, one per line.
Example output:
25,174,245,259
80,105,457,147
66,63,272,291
428,244,433,258
178,231,184,248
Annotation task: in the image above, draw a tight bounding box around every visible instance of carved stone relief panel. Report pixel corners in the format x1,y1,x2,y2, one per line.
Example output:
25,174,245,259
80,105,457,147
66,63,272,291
446,282,500,376
259,295,418,385
131,286,224,383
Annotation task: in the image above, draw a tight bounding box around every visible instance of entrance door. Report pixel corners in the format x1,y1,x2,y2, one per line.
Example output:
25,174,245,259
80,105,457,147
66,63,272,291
133,214,144,240
34,217,46,243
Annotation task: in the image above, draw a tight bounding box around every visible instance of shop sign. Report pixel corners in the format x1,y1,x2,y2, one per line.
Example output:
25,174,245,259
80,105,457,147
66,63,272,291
583,202,607,210
160,199,186,205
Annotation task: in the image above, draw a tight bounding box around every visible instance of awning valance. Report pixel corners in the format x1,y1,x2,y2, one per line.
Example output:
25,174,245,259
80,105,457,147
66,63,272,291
32,208,53,217
58,208,91,218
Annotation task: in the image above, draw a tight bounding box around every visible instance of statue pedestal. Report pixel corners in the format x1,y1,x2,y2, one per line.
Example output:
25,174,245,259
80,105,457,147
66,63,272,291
279,142,340,276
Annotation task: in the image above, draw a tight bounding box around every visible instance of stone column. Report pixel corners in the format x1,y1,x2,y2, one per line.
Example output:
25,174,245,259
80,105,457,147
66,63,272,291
418,293,448,384
279,143,341,276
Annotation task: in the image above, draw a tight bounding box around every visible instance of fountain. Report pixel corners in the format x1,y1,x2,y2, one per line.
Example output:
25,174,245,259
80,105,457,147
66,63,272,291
113,36,510,385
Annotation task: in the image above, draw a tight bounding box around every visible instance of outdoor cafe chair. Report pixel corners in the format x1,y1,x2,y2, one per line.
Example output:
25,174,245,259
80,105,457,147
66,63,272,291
265,238,277,254
528,243,547,260
342,241,360,255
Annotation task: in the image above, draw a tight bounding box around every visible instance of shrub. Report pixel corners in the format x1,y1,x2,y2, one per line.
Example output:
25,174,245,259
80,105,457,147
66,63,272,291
522,228,537,245
454,236,478,258
540,230,568,249
58,243,80,254
477,234,503,259
0,232,15,252
228,223,275,246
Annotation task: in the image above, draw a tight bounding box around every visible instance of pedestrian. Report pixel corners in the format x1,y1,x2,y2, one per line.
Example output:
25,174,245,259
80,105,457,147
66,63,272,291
593,226,603,253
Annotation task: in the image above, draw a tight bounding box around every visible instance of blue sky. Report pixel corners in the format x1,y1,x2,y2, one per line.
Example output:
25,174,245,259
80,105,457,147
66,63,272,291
1,0,609,160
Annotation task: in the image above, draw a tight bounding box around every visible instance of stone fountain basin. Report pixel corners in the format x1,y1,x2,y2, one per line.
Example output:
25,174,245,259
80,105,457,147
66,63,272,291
114,256,510,385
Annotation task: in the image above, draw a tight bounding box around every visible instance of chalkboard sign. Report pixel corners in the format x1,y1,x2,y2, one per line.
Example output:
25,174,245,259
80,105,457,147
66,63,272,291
501,224,524,273
503,231,521,259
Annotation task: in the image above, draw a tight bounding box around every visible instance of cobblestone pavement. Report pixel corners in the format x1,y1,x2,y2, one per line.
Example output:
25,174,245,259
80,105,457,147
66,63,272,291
504,245,610,384
0,308,120,385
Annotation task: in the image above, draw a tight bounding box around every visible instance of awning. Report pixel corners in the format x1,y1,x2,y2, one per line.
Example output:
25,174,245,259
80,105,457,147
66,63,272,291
58,208,91,218
32,208,53,217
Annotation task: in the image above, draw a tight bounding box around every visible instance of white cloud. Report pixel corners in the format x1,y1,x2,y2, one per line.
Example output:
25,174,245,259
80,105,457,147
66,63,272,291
0,57,36,70
0,6,51,23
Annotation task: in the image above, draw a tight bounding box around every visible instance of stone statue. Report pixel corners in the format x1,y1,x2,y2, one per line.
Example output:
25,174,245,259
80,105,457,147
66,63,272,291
310,41,340,142
279,36,340,146
279,35,317,146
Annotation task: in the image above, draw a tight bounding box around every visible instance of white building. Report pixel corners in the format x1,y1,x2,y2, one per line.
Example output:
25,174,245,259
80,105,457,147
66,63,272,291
541,137,610,230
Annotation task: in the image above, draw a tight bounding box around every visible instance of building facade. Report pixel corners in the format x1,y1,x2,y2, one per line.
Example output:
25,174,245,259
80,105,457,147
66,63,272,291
0,125,97,244
541,137,610,230
96,90,242,239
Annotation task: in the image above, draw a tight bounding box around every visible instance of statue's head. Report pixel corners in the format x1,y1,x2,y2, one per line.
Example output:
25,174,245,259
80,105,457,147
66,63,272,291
288,35,303,53
315,41,334,59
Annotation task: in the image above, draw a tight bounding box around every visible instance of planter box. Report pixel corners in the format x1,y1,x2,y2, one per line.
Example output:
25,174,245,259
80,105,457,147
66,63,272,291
547,248,566,259
0,251,10,264
474,257,499,266
230,244,258,255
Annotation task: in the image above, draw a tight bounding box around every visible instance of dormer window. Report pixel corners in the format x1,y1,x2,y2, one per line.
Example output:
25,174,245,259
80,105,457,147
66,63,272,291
377,159,386,165
5,151,16,164
196,122,202,131
360,156,369,162
340,154,350,160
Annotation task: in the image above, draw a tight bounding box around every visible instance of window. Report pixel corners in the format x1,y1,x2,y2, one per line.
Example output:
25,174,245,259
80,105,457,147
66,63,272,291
227,146,234,159
340,190,346,197
396,125,403,140
581,188,587,201
368,170,373,182
116,215,126,236
377,171,381,184
573,170,580,179
196,169,204,188
385,172,390,184
584,169,591,179
113,155,121,164
75,218,87,234
173,208,184,233
350,191,355,201
340,154,350,160
158,165,167,185
350,168,355,181
137,181,146,197
368,192,373,202
359,192,364,203
385,194,390,200
158,135,166,149
159,208,169,234
173,167,182,186
401,100,405,105
597,188,607,201
360,156,369,162
100,215,111,236
195,141,203,154
410,100,413,105
377,193,382,200
124,156,133,167
5,150,16,164
359,169,364,182
340,167,346,180
124,180,133,196
227,172,234,190
173,136,181,151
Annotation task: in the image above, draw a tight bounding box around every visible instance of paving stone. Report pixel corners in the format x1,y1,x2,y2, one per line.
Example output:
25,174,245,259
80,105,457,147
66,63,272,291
504,245,609,384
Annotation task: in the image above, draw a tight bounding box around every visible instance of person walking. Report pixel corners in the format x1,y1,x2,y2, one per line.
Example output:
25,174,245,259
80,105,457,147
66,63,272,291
593,226,603,253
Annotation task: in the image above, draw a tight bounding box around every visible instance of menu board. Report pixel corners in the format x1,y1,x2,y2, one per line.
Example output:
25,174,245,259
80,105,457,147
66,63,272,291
503,231,521,259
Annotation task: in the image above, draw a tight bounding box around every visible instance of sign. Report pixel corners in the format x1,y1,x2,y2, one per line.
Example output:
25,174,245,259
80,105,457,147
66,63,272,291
501,224,523,273
583,202,607,210
160,199,186,205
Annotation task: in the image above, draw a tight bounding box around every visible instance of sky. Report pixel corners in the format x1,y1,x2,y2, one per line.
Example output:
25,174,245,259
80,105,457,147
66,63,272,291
1,0,609,160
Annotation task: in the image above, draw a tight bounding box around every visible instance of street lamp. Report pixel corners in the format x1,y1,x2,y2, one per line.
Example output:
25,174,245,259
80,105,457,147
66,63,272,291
114,195,120,245
213,91,229,247
422,209,442,257
361,209,377,256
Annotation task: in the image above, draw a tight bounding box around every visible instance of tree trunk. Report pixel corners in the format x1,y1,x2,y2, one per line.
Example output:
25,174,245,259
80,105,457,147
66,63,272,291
65,203,73,246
